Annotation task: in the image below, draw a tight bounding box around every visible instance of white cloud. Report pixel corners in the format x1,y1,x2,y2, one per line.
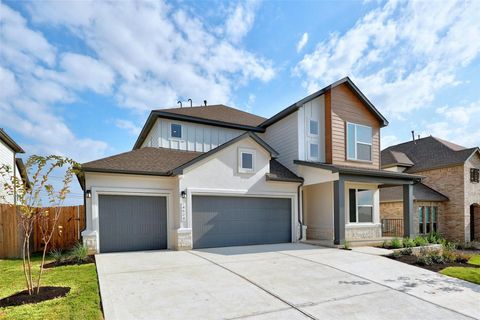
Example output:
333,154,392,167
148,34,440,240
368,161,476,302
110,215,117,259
27,0,273,112
115,119,141,136
296,32,309,53
294,0,480,118
224,0,259,44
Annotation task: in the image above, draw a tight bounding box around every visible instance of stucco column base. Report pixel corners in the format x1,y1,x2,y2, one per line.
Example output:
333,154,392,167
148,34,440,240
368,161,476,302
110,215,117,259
82,230,98,254
176,228,193,250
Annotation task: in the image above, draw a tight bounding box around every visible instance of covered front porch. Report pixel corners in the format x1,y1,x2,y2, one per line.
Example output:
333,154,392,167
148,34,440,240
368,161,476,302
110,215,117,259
295,161,422,245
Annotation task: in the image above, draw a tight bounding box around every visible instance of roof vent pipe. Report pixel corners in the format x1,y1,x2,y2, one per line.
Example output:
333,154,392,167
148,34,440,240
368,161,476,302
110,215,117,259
188,98,192,107
204,100,207,107
177,101,182,108
411,130,415,143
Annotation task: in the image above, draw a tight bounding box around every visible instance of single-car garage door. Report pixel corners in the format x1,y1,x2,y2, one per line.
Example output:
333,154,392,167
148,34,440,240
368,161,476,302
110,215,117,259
99,195,167,253
192,196,291,249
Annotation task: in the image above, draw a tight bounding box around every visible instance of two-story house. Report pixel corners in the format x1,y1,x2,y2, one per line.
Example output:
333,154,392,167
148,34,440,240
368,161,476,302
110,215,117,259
79,77,421,253
0,129,28,204
380,136,480,243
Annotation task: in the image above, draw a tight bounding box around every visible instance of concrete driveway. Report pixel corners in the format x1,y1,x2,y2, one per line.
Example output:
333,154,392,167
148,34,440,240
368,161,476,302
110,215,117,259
95,243,480,320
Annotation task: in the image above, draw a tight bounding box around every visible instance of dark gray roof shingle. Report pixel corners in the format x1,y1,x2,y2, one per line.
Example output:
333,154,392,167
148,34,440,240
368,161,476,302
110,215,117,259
267,160,303,182
380,183,449,202
82,147,202,175
382,136,479,173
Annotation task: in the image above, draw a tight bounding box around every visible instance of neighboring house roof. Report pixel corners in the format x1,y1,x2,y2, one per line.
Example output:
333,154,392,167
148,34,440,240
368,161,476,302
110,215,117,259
82,132,301,183
259,77,389,129
133,105,266,149
382,136,480,173
0,129,24,153
380,183,449,202
293,160,423,181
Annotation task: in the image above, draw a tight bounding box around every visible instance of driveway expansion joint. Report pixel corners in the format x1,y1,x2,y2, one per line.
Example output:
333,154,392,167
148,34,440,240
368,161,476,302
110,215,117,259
278,251,478,320
188,250,318,320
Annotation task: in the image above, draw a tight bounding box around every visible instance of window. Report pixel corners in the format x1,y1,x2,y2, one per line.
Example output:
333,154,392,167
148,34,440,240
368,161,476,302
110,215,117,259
238,149,255,173
347,123,372,161
418,206,438,234
471,168,479,183
349,189,374,223
170,123,182,139
309,143,319,159
309,120,319,135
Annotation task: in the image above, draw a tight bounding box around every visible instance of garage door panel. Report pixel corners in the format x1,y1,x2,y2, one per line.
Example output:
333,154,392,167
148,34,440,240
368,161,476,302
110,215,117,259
99,195,167,253
192,196,291,249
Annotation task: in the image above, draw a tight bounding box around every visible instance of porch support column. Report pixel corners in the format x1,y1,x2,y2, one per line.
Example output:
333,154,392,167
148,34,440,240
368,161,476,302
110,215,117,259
403,184,414,238
334,178,345,245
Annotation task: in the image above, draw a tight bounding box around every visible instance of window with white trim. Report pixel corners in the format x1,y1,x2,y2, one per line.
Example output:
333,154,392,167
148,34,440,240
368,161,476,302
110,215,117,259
238,149,255,173
309,120,319,136
170,123,182,139
349,189,374,223
347,123,372,161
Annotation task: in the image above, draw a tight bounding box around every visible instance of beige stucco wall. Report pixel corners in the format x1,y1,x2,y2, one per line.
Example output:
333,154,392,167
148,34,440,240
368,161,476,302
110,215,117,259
303,182,334,240
82,172,179,253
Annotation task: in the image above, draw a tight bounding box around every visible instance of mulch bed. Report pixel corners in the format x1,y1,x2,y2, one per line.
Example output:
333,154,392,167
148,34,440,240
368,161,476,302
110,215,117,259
0,286,70,307
43,255,95,269
388,254,480,272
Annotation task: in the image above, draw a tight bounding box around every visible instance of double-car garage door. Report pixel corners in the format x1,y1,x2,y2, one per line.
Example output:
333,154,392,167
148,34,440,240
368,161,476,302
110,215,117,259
192,196,292,249
98,194,292,252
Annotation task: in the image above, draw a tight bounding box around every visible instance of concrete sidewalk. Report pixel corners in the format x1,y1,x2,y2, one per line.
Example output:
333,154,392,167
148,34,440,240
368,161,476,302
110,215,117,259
96,243,480,320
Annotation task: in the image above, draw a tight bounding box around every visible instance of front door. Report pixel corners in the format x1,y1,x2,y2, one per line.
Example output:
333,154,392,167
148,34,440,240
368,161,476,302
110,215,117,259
471,205,475,242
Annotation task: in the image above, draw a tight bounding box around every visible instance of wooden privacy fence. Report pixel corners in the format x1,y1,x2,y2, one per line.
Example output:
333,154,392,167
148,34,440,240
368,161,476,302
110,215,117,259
0,204,85,258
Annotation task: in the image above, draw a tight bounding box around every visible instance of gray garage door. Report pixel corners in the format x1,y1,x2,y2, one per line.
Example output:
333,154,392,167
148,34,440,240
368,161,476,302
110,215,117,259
192,196,291,249
99,195,167,253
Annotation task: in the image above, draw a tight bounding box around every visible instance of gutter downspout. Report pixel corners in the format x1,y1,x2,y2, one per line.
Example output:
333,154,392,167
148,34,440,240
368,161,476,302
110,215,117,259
12,152,17,204
297,182,304,241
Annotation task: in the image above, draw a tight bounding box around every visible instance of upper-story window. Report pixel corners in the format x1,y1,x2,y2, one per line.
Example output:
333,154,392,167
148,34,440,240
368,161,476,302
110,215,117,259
238,148,255,173
347,123,372,162
471,168,479,183
309,120,319,136
170,123,182,139
309,143,319,160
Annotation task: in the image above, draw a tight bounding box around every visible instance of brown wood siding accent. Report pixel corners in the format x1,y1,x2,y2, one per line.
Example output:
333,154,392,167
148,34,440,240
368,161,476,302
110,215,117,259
330,83,381,169
325,90,333,163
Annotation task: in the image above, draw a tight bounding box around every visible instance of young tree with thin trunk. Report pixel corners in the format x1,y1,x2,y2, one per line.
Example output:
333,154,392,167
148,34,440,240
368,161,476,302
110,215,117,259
0,155,78,295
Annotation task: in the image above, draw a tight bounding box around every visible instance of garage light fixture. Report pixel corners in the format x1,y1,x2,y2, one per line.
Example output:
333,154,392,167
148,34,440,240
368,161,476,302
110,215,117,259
181,190,187,199
85,190,92,198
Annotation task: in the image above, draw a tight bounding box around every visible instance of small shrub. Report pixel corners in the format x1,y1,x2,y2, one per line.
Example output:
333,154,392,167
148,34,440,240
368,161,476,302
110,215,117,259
443,241,457,251
416,254,433,266
431,251,445,264
69,242,89,263
402,237,416,248
390,238,403,249
416,248,444,265
391,250,402,259
382,240,389,248
400,247,413,256
343,241,351,250
426,231,444,244
442,249,457,263
50,248,63,263
414,236,428,246
455,252,472,264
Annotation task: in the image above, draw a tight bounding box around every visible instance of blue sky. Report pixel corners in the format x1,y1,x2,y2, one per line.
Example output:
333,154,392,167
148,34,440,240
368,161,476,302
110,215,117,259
1,0,480,203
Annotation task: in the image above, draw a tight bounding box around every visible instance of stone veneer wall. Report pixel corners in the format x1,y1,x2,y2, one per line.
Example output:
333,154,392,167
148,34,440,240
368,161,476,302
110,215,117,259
345,225,382,240
464,154,480,241
380,201,445,236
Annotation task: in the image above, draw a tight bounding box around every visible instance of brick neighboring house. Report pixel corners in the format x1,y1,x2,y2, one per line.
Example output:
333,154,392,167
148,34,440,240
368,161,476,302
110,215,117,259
380,136,480,243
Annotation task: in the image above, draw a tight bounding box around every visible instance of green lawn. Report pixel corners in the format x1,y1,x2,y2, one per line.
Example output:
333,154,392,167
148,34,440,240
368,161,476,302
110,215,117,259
440,255,480,285
0,255,102,320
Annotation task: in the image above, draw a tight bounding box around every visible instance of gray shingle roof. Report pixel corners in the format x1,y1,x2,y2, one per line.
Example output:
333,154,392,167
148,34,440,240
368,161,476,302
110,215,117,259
267,160,303,183
155,104,266,128
82,147,202,175
382,136,479,173
380,183,449,202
